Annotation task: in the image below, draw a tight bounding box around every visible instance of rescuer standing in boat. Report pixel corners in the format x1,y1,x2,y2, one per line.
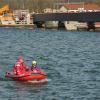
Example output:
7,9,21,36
13,56,29,75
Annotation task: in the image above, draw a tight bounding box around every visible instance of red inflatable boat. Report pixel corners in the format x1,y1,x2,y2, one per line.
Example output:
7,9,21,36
5,71,46,81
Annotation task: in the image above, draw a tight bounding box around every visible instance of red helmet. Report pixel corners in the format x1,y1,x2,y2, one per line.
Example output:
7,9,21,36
19,59,24,63
15,62,21,66
17,56,24,63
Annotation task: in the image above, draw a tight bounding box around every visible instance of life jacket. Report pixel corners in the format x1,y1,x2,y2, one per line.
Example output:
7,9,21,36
13,61,29,74
32,67,45,75
13,62,22,75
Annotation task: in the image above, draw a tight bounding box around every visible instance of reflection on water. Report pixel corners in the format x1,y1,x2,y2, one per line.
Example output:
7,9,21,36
15,79,49,89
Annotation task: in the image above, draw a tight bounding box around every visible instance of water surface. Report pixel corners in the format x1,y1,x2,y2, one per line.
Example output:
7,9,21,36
0,28,100,100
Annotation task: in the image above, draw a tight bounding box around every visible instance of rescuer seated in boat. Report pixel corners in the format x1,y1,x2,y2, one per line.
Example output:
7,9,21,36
13,56,30,75
31,60,44,74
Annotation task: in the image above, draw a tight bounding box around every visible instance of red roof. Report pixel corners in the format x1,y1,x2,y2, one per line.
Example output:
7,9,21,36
64,3,100,10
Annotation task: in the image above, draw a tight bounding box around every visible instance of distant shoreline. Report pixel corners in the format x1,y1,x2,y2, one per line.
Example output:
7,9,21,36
0,24,35,28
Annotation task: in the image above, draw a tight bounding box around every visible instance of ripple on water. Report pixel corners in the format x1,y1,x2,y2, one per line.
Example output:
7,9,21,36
0,28,100,100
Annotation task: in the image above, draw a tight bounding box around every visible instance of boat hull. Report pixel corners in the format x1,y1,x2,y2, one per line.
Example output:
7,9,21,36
5,72,46,81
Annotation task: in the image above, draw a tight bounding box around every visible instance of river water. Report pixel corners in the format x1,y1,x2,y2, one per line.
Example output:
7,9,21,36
0,28,100,100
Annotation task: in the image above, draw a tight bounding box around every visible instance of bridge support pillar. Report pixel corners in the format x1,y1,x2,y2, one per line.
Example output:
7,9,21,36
87,22,95,31
58,21,65,29
34,21,45,28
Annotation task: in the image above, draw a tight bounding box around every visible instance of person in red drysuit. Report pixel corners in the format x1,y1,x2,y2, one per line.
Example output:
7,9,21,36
13,56,30,75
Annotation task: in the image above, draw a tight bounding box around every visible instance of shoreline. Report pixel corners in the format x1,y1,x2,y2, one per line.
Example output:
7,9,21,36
0,24,35,28
0,24,100,31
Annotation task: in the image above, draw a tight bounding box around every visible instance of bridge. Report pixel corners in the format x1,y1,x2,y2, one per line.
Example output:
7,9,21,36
33,12,100,22
33,12,100,30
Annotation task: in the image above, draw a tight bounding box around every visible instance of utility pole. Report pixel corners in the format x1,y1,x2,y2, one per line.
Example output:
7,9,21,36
22,0,25,9
68,0,69,4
